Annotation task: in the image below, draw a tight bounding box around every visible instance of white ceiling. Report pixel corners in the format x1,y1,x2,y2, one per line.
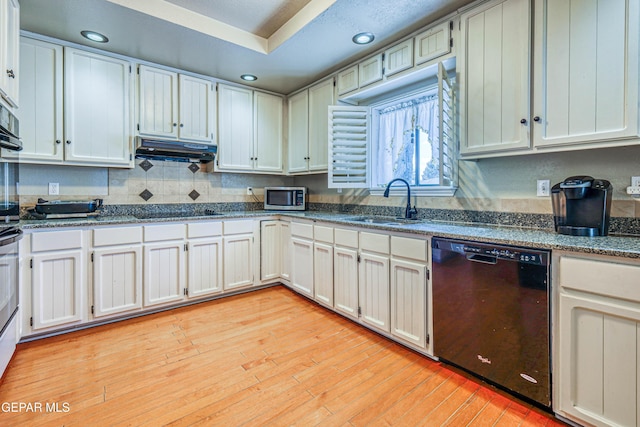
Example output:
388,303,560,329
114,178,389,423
19,0,474,94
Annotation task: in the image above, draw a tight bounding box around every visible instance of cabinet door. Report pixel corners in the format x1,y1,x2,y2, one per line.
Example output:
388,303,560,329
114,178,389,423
143,241,185,307
358,55,383,88
32,250,83,330
337,65,358,95
223,233,254,290
533,0,639,148
217,84,254,170
558,293,640,427
260,220,281,281
10,37,64,163
384,39,413,77
291,237,314,297
93,245,142,317
333,246,359,320
0,0,19,108
280,221,291,281
138,65,178,139
287,90,309,173
64,48,132,167
308,78,334,172
459,0,530,155
414,21,451,66
188,237,223,297
390,258,427,348
254,91,283,172
359,252,390,332
313,242,333,307
179,74,214,143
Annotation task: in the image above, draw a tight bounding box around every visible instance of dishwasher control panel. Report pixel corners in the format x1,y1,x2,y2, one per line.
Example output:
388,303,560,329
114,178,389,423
442,241,548,265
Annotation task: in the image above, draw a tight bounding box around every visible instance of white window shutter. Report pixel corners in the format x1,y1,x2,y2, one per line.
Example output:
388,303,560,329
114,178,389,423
438,62,457,188
328,106,370,188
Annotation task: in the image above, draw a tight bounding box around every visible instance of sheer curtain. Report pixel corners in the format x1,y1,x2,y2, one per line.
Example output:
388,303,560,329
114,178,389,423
375,95,439,186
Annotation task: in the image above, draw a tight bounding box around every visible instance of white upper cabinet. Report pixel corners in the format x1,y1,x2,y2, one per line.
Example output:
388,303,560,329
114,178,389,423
218,84,283,173
459,0,531,155
64,48,133,167
358,54,383,88
0,0,19,108
138,65,214,143
8,38,64,163
337,65,358,96
287,77,334,174
532,0,639,149
384,39,413,77
414,21,451,66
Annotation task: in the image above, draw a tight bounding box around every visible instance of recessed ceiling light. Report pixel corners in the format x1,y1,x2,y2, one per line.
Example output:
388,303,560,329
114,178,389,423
81,30,109,43
352,32,375,45
240,74,258,82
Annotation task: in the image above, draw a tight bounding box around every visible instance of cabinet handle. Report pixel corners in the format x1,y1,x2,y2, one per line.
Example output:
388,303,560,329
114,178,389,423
520,118,527,125
173,123,177,127
66,140,71,145
533,116,541,122
55,140,61,144
6,69,15,78
180,123,184,128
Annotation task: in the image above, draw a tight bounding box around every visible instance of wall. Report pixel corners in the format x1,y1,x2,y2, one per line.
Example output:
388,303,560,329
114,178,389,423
294,145,640,218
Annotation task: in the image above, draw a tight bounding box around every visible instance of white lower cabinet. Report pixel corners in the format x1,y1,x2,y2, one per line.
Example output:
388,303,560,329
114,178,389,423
280,221,291,282
290,222,314,297
187,222,223,298
555,253,640,427
92,226,143,317
223,220,255,291
143,224,186,307
260,220,282,282
358,232,391,333
313,225,334,307
390,236,429,350
333,228,359,320
30,230,85,330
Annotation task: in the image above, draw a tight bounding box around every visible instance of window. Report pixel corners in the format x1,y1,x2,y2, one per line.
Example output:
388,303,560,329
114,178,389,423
328,62,457,196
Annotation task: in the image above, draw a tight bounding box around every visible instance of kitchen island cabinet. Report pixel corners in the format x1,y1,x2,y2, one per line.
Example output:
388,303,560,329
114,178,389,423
555,252,640,427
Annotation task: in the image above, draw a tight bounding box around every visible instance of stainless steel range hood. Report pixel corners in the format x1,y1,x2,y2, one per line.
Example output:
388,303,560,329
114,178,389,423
135,137,216,163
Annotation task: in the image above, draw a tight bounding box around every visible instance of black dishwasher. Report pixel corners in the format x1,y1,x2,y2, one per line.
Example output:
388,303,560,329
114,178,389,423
431,238,551,409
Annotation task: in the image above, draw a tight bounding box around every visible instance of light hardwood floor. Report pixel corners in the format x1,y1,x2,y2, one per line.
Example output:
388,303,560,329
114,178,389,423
0,286,565,426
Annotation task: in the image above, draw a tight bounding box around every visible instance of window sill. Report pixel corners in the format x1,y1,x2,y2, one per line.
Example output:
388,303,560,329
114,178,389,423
369,186,457,197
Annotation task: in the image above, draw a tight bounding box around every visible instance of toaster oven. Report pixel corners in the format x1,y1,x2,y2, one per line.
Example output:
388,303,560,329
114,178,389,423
264,187,307,211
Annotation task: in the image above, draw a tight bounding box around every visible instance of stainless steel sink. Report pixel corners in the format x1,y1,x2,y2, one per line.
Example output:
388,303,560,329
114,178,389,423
344,216,414,225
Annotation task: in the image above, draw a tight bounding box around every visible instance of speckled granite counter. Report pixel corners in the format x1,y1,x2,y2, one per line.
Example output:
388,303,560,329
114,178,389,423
18,210,640,259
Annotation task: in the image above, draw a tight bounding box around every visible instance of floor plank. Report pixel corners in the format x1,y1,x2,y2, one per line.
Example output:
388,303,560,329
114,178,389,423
0,286,565,426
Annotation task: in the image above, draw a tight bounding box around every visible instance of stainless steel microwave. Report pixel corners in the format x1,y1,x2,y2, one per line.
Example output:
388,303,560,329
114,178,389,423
264,187,307,211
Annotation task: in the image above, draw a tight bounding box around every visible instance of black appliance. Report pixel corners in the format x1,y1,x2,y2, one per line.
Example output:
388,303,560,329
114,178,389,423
135,137,216,163
0,103,22,152
551,175,612,236
432,238,551,409
0,103,20,221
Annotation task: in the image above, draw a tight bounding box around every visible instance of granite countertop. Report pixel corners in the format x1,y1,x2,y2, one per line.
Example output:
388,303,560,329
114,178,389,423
18,210,640,259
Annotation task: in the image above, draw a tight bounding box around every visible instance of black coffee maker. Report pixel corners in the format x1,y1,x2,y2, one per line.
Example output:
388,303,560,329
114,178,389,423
551,176,612,236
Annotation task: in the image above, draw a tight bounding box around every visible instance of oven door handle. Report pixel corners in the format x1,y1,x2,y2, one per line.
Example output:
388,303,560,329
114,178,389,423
466,253,498,265
0,228,22,246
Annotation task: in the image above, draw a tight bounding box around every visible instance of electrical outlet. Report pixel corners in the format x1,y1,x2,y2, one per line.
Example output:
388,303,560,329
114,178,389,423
246,187,253,195
632,176,640,187
48,182,59,195
627,186,640,195
536,179,550,197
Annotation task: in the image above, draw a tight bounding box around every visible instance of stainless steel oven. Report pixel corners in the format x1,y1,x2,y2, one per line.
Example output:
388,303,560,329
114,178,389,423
0,227,20,333
1,103,20,221
264,187,307,211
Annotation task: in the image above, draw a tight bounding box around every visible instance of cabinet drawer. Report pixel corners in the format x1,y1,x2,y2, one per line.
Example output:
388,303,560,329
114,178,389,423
360,232,390,254
188,221,222,238
334,228,358,248
314,225,333,243
291,222,313,239
31,230,83,252
93,226,142,247
391,236,428,262
223,220,253,235
559,255,640,303
143,224,185,242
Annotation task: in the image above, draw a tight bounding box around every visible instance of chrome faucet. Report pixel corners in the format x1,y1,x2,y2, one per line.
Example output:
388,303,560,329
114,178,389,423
383,178,418,219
